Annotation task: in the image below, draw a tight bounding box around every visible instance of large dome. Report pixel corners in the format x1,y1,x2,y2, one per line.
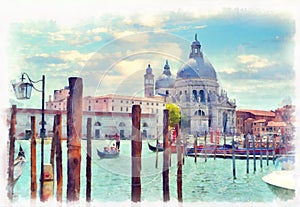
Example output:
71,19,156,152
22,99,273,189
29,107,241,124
177,56,217,79
155,60,175,89
176,34,217,80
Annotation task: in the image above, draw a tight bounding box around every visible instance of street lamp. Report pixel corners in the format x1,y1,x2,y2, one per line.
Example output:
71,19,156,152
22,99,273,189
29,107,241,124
12,72,45,201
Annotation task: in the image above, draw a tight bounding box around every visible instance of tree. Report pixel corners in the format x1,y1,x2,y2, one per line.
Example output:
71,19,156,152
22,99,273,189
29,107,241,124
166,103,181,128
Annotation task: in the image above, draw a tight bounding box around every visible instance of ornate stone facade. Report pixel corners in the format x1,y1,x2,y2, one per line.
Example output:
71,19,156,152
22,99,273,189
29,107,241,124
145,34,236,135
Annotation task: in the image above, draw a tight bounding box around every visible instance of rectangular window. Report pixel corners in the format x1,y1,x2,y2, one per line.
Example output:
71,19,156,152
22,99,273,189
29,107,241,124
112,106,114,111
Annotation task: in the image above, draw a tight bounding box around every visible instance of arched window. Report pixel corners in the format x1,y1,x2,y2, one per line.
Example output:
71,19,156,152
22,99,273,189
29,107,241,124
192,90,198,102
195,110,205,116
199,90,205,103
119,122,125,127
142,122,149,127
94,121,101,126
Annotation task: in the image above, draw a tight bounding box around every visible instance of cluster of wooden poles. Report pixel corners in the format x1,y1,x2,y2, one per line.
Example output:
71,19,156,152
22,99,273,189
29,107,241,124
192,131,281,180
7,77,183,203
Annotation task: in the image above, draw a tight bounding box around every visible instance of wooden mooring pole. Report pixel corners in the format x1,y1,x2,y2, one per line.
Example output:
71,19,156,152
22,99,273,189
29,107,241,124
259,137,263,169
86,118,92,202
67,77,83,201
223,133,226,158
155,132,159,169
50,117,56,174
8,105,17,200
272,134,275,165
266,135,269,166
246,133,250,174
194,135,197,163
175,124,182,202
54,114,63,202
131,105,142,202
30,116,37,199
204,131,207,162
232,136,236,180
252,135,256,173
163,109,170,202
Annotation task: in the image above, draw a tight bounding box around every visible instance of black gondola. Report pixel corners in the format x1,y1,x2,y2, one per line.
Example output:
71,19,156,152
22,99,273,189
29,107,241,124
147,142,164,152
7,145,26,193
97,149,119,159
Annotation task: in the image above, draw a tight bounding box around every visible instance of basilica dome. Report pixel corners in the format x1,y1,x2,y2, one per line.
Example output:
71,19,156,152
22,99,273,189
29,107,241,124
155,60,175,89
177,34,217,80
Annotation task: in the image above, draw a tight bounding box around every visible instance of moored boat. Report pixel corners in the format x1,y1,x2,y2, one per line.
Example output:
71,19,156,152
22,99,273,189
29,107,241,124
7,145,26,193
147,142,164,152
97,148,119,159
262,155,295,200
186,143,294,158
147,142,184,153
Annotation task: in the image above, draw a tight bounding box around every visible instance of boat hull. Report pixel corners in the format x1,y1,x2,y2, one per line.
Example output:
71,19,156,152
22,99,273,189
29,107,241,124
147,142,183,153
97,149,119,159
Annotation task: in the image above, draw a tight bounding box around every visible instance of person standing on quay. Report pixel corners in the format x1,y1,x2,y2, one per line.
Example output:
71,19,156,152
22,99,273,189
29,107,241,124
115,133,120,151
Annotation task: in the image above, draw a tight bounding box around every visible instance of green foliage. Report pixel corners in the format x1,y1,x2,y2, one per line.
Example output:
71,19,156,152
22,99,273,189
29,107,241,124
166,103,181,127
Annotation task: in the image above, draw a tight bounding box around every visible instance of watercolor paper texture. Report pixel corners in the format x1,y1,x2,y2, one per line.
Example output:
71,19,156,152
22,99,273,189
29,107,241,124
1,0,299,206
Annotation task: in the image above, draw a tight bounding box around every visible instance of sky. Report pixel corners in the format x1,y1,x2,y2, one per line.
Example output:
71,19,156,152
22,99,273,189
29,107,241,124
0,1,300,205
1,0,299,112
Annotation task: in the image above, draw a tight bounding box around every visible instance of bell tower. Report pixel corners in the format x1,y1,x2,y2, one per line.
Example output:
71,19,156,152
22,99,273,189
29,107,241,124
144,64,154,97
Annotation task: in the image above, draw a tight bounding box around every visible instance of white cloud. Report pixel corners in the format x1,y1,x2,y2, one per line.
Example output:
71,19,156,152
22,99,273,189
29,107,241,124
58,50,93,67
115,59,150,76
218,67,236,74
138,14,168,28
237,54,275,72
86,27,109,34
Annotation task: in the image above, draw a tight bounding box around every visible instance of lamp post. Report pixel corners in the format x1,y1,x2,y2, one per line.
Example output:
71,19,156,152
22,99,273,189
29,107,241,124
12,73,45,201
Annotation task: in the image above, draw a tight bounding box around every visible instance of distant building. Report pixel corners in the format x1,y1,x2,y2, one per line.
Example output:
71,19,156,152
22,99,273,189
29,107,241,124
146,34,236,135
46,86,69,111
236,106,294,138
236,109,275,136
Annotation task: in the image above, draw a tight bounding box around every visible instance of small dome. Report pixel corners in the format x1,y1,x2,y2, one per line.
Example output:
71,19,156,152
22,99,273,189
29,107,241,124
146,64,152,74
155,60,175,89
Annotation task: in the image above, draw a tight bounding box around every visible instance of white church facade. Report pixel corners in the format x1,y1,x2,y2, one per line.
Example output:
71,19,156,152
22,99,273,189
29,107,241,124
144,34,236,135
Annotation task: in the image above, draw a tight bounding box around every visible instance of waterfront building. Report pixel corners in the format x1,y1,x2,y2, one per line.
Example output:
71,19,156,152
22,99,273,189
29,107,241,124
236,109,275,135
46,86,69,111
147,34,237,135
236,106,294,138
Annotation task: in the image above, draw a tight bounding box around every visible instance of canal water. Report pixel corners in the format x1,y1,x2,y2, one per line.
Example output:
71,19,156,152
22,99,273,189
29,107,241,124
11,139,296,205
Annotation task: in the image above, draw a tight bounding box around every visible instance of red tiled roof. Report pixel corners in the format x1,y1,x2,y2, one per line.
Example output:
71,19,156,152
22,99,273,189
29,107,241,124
237,109,275,117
